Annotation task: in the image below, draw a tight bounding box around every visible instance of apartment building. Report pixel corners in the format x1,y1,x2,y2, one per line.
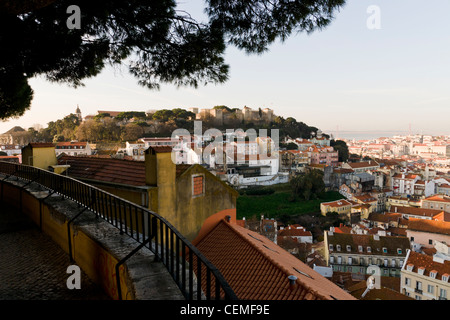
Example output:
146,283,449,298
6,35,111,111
324,231,411,278
422,195,450,213
55,141,92,157
401,242,450,300
406,218,450,252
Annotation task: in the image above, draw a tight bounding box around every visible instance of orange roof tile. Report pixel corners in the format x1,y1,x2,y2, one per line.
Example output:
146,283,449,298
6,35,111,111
195,220,356,300
28,143,55,148
424,195,450,203
407,218,450,235
57,155,190,186
405,251,450,281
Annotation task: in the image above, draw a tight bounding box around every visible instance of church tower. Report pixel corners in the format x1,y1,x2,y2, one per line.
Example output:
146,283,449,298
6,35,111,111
75,105,82,121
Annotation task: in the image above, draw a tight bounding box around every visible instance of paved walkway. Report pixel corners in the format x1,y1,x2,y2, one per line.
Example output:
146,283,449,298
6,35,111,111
0,202,110,300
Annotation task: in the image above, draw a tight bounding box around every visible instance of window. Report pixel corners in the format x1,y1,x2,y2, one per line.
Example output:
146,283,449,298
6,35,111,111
416,281,422,294
430,271,437,279
405,277,411,286
397,248,402,255
442,274,449,283
192,174,204,197
346,245,351,252
330,256,335,264
407,264,414,272
427,285,434,294
439,289,447,300
367,246,371,253
429,239,433,245
418,267,425,275
336,245,341,252
329,244,333,251
358,245,363,252
382,247,388,254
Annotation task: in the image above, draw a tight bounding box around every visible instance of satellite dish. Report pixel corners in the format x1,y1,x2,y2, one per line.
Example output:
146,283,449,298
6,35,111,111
366,275,375,290
361,275,376,298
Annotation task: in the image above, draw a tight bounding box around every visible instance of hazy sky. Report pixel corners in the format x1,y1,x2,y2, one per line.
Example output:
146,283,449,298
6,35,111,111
1,0,450,137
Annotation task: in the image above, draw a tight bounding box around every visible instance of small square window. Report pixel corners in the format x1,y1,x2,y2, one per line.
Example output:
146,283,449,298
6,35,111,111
192,174,204,197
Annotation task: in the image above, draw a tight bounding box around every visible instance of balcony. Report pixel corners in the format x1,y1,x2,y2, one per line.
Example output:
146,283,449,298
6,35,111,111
0,161,236,300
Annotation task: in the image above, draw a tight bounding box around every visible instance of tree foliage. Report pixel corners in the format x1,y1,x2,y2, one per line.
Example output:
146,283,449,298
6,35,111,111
330,139,349,162
290,169,325,201
0,0,345,119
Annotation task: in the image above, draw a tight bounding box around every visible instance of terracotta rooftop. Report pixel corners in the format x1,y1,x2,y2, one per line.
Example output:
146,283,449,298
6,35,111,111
278,228,312,237
27,143,55,148
424,195,450,203
388,205,443,218
195,220,356,300
321,199,352,208
57,155,191,187
326,232,410,256
407,218,450,236
404,250,450,282
346,161,379,169
58,155,146,186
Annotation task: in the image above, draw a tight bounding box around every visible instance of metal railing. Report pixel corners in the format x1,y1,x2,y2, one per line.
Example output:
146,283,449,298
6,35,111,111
0,161,237,300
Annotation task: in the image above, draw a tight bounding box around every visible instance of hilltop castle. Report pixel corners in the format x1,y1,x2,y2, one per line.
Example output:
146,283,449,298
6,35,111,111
188,106,274,126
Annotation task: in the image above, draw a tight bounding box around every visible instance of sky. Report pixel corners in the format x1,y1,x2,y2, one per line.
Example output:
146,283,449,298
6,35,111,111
1,0,450,139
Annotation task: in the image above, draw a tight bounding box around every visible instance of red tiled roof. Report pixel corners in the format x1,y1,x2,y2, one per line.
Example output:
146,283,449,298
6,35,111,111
388,206,443,217
424,195,450,203
58,155,191,186
56,141,87,147
148,146,173,153
28,143,55,148
346,161,379,169
195,220,356,300
405,250,450,281
58,155,146,186
407,218,450,235
278,228,312,237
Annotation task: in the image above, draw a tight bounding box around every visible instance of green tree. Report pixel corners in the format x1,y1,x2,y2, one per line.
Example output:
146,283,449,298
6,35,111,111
290,169,325,201
0,0,345,119
330,139,349,162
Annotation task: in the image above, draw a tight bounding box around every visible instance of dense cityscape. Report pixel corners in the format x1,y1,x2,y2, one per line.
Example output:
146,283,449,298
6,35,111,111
1,105,449,301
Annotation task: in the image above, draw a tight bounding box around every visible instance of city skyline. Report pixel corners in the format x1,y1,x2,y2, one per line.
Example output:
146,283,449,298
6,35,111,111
1,0,449,138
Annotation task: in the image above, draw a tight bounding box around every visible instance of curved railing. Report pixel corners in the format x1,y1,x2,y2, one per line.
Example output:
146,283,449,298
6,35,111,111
0,161,237,300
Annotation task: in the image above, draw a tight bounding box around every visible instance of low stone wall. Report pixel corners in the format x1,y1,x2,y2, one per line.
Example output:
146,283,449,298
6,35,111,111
0,175,184,300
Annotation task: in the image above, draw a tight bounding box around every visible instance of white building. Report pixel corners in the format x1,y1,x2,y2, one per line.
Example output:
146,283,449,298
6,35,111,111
55,141,92,156
125,141,146,161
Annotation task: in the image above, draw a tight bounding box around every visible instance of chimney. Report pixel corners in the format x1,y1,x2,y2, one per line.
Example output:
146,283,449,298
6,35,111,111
144,146,175,186
288,275,297,291
144,146,176,227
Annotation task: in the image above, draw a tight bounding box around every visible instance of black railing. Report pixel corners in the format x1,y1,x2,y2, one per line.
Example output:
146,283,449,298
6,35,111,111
0,161,237,300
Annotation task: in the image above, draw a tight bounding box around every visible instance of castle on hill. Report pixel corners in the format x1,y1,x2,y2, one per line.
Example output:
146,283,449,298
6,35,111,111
188,106,274,126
